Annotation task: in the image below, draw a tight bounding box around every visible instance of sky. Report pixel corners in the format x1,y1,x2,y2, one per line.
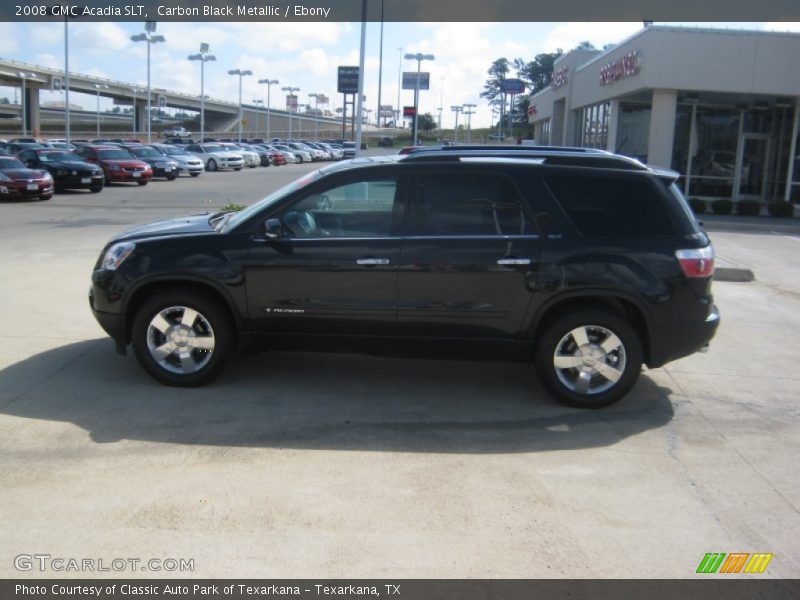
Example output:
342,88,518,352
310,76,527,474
1,20,798,128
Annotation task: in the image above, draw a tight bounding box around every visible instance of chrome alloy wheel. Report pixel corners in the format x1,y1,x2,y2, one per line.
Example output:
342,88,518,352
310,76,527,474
145,306,216,374
553,325,626,395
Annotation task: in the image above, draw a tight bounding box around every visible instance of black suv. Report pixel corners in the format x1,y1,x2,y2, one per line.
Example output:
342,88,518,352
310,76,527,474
89,147,719,408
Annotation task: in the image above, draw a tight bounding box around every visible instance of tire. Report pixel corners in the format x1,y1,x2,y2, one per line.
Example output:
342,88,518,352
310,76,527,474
234,167,242,171
90,185,103,193
535,309,643,409
190,172,201,177
207,158,218,172
137,180,148,186
166,174,176,181
131,290,235,386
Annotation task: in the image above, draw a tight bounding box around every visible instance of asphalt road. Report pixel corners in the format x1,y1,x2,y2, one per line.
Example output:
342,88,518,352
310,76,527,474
0,158,798,578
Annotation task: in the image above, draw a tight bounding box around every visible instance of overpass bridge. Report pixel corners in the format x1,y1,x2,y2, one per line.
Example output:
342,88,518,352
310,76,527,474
0,57,384,140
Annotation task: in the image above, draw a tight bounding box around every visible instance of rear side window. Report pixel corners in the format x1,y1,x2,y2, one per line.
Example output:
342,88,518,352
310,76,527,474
411,173,534,236
546,175,675,236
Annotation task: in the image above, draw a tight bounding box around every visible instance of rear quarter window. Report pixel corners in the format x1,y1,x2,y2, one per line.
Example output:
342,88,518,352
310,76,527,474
545,175,675,236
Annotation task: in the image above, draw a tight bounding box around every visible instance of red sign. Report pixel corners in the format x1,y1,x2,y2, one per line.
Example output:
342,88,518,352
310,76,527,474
550,65,568,90
403,106,416,118
600,51,641,85
527,104,537,117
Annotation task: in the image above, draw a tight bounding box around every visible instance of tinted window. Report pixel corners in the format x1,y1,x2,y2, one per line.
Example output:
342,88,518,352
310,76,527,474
0,158,25,169
546,175,674,236
279,179,398,239
411,173,533,236
97,149,134,160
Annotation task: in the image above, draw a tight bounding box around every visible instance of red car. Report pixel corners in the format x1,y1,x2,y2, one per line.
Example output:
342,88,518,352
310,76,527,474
270,151,287,166
0,156,54,200
76,145,152,185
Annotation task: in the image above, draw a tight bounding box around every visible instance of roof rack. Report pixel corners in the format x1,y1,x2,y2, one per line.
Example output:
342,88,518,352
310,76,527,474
400,146,648,171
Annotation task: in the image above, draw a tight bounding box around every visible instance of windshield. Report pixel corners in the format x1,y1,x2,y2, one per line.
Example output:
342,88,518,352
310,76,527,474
0,158,25,169
130,148,162,158
160,146,188,156
223,169,324,231
202,145,224,152
37,151,82,162
97,149,134,160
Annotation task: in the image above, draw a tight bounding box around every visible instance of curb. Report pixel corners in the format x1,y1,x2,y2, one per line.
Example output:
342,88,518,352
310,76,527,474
714,267,755,283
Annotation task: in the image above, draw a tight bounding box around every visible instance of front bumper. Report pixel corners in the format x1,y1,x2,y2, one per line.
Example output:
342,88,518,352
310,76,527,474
177,162,204,174
106,170,152,182
647,305,720,368
89,285,127,348
151,164,179,178
54,174,104,189
0,181,54,198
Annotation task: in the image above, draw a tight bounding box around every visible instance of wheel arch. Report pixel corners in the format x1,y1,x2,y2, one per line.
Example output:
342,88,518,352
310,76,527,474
528,291,653,365
123,276,243,344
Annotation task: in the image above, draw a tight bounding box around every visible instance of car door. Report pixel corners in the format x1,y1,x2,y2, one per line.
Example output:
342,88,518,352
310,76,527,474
397,166,541,344
244,170,404,345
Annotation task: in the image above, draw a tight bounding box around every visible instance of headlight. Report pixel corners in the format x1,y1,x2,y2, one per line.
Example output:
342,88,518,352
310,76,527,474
155,161,167,168
0,173,11,182
56,169,68,177
102,242,136,271
107,163,121,171
42,172,53,181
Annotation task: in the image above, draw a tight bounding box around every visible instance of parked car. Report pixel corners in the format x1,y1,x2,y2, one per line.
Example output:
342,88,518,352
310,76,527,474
290,142,325,161
16,148,104,193
88,146,719,408
127,145,180,180
237,143,272,167
255,145,288,166
341,141,356,158
488,133,506,141
76,145,152,186
377,136,394,148
184,143,244,171
148,144,204,177
162,126,192,139
317,142,343,160
0,156,54,200
219,143,259,168
282,143,313,163
271,144,303,164
163,137,193,145
5,142,45,155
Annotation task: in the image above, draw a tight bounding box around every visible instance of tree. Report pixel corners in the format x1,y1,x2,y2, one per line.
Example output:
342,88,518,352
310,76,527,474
418,113,436,134
0,97,10,104
513,51,563,94
576,41,596,50
479,57,510,104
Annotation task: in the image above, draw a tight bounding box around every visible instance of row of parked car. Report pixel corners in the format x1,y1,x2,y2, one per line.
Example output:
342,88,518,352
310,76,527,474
0,136,353,201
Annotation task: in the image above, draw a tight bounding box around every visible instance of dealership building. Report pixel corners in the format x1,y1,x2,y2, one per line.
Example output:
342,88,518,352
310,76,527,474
527,26,800,203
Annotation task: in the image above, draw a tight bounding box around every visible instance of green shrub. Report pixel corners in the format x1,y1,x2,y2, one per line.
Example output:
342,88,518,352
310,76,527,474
767,201,794,218
221,203,246,212
710,199,733,215
736,199,762,216
688,197,707,214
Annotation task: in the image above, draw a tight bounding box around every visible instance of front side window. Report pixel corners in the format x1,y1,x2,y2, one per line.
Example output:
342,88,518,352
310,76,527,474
410,173,533,237
278,179,398,239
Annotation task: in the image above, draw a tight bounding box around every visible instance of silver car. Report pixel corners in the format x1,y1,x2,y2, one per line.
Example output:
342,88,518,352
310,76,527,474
219,143,259,168
184,143,244,171
149,144,205,177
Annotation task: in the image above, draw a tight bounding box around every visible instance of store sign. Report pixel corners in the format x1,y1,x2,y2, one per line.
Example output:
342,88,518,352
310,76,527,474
600,51,641,85
379,104,394,118
403,106,416,118
527,104,537,117
500,78,526,94
337,66,360,94
286,94,298,112
550,65,568,90
402,72,430,90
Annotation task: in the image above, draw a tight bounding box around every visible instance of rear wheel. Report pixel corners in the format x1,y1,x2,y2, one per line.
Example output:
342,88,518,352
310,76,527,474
535,310,642,409
189,172,201,177
137,180,148,186
131,291,235,386
90,185,103,193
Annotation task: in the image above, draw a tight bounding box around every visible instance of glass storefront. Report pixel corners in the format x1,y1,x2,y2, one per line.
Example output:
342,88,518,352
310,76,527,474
616,103,650,163
575,102,610,149
538,119,550,145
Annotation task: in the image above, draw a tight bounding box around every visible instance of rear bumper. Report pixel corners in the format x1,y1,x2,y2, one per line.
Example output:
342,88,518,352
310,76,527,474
647,305,720,367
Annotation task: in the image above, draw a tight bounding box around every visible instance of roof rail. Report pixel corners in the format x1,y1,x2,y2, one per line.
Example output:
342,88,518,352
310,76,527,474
400,147,648,171
412,144,610,155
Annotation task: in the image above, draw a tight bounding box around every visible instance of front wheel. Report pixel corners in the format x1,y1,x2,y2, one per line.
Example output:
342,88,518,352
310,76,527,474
234,167,242,171
137,180,148,186
535,310,642,409
207,158,218,171
166,174,176,181
131,291,235,386
90,185,103,193
189,172,201,177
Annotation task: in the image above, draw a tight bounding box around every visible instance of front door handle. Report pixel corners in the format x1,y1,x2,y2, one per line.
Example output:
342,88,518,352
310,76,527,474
497,257,531,265
357,257,390,265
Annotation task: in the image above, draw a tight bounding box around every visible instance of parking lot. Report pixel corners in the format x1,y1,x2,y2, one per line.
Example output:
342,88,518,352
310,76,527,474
1,156,799,578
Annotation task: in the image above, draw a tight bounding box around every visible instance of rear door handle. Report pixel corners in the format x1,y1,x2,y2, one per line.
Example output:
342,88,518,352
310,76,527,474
357,257,390,265
497,257,531,265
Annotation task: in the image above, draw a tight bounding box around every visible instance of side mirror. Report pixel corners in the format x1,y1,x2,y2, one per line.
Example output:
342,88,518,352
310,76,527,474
264,218,283,240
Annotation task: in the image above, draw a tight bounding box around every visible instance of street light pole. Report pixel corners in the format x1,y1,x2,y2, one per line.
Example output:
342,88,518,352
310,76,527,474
281,86,299,139
64,18,70,142
130,22,166,143
451,105,463,143
308,93,321,140
228,68,253,142
253,99,264,135
258,79,279,140
396,47,402,127
462,102,476,143
404,52,435,146
188,43,216,142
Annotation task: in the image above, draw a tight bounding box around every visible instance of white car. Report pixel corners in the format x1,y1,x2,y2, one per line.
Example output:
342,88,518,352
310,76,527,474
184,143,244,171
149,144,205,177
281,143,313,163
219,143,259,168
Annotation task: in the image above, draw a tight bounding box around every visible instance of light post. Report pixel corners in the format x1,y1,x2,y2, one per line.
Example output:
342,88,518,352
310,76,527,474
258,78,279,140
130,22,165,143
282,86,300,138
364,108,373,125
228,68,253,142
93,83,109,138
188,43,216,142
130,87,143,136
253,99,264,136
451,105,463,143
64,18,70,142
438,77,445,131
395,47,402,126
404,52,434,146
17,72,36,137
462,102,476,143
308,92,322,140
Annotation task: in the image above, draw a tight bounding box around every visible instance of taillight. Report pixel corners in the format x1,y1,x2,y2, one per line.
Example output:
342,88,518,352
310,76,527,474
676,246,715,278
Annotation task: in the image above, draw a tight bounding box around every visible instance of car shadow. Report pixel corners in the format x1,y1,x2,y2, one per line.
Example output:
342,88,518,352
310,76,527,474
0,339,675,453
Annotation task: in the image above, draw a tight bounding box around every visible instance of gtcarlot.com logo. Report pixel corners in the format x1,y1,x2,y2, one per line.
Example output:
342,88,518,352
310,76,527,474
696,552,773,574
14,554,194,573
